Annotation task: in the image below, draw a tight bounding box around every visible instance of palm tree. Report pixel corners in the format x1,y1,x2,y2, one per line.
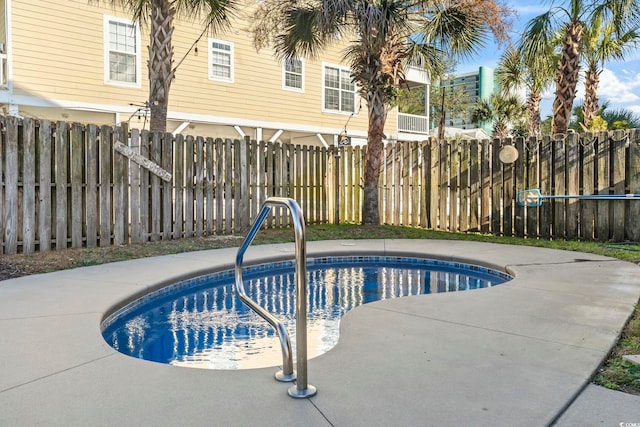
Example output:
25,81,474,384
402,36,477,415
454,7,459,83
107,0,237,132
252,0,513,225
570,101,640,130
470,93,526,139
499,41,558,138
522,0,640,135
582,17,639,128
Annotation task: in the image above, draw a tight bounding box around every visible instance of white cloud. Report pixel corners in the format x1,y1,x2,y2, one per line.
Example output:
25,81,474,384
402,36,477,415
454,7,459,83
627,105,640,114
598,68,640,104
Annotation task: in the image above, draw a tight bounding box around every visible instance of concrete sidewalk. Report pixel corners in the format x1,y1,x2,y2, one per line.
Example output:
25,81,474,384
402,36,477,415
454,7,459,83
0,240,639,426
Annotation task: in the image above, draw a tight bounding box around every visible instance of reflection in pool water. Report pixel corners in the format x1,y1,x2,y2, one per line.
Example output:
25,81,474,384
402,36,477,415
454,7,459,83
102,257,511,369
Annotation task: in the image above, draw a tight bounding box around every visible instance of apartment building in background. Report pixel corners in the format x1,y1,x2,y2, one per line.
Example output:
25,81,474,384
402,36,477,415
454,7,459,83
441,66,498,136
0,0,432,147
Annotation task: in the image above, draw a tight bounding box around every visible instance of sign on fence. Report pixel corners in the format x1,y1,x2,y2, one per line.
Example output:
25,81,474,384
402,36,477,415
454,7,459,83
114,141,172,182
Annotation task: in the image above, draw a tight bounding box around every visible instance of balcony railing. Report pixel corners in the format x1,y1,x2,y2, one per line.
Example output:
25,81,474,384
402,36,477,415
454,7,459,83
398,113,429,134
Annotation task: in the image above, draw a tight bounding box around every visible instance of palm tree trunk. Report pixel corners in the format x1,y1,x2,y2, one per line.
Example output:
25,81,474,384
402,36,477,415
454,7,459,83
362,96,387,226
583,61,600,129
148,0,175,133
552,21,583,135
527,90,542,138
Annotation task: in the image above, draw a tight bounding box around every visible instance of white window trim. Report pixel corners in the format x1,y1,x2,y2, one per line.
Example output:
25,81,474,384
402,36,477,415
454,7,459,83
208,38,234,83
103,15,141,88
321,62,357,115
282,57,304,93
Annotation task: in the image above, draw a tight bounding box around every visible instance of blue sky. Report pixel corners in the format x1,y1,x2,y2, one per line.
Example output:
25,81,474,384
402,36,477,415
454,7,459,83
456,1,640,118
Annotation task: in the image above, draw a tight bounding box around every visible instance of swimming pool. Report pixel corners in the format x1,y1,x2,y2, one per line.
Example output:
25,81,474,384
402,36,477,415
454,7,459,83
102,256,512,370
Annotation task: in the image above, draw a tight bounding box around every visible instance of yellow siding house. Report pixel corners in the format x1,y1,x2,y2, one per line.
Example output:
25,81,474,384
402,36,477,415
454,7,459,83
0,0,431,146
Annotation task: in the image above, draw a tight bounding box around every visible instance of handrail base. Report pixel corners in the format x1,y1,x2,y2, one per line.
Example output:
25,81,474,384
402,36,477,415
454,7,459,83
288,384,317,399
275,370,296,382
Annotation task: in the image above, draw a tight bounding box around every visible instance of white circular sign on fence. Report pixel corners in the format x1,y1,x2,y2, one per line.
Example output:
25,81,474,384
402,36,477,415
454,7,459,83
499,145,519,164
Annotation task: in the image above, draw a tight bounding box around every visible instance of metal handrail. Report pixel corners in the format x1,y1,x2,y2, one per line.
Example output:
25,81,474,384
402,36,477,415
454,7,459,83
234,197,317,398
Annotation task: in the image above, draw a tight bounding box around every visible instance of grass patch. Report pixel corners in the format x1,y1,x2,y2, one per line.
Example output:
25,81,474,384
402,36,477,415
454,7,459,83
0,224,639,394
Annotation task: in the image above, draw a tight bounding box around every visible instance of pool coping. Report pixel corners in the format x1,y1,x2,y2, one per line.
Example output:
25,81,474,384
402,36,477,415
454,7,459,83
1,239,639,426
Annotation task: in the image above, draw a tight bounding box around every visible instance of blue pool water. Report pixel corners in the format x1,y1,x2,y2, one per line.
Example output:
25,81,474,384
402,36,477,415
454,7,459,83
102,256,511,369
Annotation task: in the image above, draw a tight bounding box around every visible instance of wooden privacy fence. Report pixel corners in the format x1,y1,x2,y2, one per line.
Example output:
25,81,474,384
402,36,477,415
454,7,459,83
338,129,640,242
0,117,329,254
1,116,640,255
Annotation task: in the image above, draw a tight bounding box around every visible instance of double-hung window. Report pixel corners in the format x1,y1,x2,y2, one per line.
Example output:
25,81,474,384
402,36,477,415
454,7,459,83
104,16,141,87
209,39,234,83
283,58,304,92
323,64,355,113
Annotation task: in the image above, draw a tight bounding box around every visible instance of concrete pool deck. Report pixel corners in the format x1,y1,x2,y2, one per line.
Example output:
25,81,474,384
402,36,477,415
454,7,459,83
1,239,640,426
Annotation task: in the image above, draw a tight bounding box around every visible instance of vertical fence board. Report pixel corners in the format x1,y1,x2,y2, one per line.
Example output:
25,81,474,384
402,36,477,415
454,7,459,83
581,134,596,240
274,143,283,226
315,146,322,223
309,146,316,223
258,140,267,221
184,136,195,238
247,139,257,226
566,133,579,239
468,141,479,231
439,141,449,230
429,141,439,229
480,140,491,233
302,145,309,221
195,136,205,237
318,147,324,223
22,119,36,253
526,137,539,239
99,125,112,246
502,140,514,237
539,136,552,239
596,133,610,240
266,141,274,226
513,137,525,237
420,143,429,228
55,121,68,249
4,117,19,253
612,131,627,241
150,133,163,240
85,125,98,247
553,135,566,239
224,139,233,232
491,140,502,235
459,142,469,232
378,144,393,224
70,123,84,247
449,142,459,232
294,145,302,213
240,137,249,232
128,130,142,243
173,134,184,239
205,137,218,236
402,144,410,225
162,133,173,240
214,138,224,234
411,143,420,226
38,120,52,251
113,126,128,245
139,131,150,241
